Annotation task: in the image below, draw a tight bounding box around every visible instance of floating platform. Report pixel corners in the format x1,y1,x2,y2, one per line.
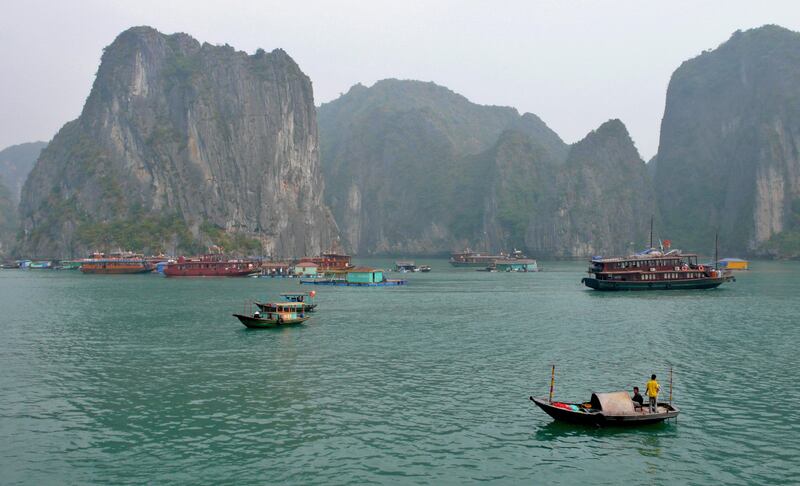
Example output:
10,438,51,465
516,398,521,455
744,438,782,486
299,279,407,286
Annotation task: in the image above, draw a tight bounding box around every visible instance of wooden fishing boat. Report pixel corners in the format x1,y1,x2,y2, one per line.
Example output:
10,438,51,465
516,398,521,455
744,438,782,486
232,302,310,329
529,393,679,426
531,365,679,427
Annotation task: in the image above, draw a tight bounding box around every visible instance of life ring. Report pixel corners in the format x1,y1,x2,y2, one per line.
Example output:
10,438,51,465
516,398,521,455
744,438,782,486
698,265,705,271
681,265,688,271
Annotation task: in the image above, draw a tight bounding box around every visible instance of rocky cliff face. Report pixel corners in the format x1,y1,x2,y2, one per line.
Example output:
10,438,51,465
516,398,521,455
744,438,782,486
317,79,568,254
654,25,800,255
0,177,16,256
535,120,655,256
319,80,654,256
19,26,336,258
0,142,47,204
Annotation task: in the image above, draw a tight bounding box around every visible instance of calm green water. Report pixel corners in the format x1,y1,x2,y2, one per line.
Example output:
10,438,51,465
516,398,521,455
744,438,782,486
1,260,798,485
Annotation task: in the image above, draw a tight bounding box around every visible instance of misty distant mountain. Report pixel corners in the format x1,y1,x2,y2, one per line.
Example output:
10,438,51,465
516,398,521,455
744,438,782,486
18,26,336,258
655,25,800,257
0,141,46,204
0,176,16,256
318,79,653,256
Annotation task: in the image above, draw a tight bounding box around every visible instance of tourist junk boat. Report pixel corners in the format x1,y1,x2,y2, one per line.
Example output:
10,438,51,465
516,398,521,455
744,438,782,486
303,252,353,272
80,252,153,274
582,236,735,291
232,302,311,329
449,249,503,268
256,291,317,313
163,254,258,277
529,366,679,426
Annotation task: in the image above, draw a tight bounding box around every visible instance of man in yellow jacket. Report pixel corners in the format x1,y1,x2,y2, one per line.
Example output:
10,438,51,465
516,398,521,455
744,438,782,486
646,374,660,413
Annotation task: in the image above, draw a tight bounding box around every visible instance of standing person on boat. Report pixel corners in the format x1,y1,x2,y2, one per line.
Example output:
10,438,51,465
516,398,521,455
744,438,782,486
646,374,660,413
631,386,644,407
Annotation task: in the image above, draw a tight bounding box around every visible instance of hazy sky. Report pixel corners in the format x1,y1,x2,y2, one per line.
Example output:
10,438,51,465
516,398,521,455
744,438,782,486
2,1,799,159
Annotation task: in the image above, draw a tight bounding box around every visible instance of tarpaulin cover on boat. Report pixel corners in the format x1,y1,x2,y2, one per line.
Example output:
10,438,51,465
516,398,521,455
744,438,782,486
590,391,636,415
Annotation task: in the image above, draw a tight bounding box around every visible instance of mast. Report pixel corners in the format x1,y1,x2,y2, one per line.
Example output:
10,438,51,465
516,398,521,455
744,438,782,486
649,216,654,249
549,365,555,403
714,232,719,270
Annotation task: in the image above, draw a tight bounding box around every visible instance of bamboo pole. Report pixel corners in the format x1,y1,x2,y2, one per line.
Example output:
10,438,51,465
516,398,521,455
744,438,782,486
549,365,555,403
669,366,673,404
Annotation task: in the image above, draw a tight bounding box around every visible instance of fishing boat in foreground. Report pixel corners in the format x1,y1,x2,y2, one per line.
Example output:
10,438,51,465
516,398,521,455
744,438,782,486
530,366,679,426
529,393,679,426
233,302,311,329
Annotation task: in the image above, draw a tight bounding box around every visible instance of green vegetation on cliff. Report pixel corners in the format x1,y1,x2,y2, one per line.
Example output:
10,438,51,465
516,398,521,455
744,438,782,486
655,25,800,255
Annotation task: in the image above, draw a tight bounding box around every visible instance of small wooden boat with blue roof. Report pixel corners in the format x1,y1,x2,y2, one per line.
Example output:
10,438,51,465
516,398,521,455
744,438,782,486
233,302,311,329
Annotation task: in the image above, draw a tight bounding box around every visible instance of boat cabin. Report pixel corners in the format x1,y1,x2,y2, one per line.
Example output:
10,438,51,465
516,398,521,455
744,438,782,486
281,292,314,303
395,261,417,272
346,267,385,284
293,261,319,276
260,302,306,320
494,259,538,272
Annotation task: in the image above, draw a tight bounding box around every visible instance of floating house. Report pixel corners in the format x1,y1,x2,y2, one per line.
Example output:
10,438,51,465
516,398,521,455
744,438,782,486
293,261,319,276
494,258,538,272
300,266,406,286
346,267,385,284
717,258,749,270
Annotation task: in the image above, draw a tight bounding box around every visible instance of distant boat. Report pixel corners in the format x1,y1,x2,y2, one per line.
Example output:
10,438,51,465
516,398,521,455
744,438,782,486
419,265,432,273
300,252,354,272
717,258,749,270
491,258,538,272
163,254,257,277
233,302,311,329
55,260,82,270
449,249,502,268
80,252,153,274
582,244,735,291
29,261,53,269
301,267,406,286
394,260,418,272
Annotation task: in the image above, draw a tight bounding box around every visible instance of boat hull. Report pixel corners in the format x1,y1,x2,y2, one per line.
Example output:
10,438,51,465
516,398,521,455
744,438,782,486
232,314,310,329
80,265,152,274
299,279,407,286
530,397,679,426
449,261,492,268
582,276,733,291
164,267,256,277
